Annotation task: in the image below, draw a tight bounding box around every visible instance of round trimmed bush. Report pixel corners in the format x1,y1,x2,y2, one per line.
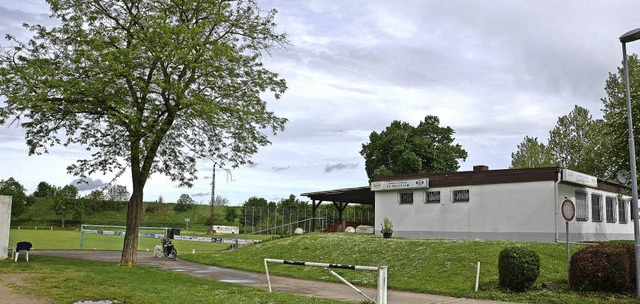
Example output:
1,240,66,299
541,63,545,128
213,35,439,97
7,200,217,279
498,246,540,291
569,242,635,292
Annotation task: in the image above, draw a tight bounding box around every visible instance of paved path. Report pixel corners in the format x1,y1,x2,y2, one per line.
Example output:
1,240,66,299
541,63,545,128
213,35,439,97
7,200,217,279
33,250,511,304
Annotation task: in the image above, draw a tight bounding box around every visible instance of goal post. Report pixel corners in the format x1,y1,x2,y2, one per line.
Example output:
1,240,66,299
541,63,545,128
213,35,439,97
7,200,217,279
80,224,170,250
264,258,387,304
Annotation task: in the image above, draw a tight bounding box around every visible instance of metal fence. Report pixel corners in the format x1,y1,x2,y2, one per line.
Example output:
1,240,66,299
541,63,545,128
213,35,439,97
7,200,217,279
242,206,374,234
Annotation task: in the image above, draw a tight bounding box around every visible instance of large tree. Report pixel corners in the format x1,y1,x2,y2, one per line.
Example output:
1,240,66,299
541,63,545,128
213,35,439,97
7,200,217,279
602,54,640,179
510,136,555,169
548,105,610,178
0,0,287,266
360,115,468,179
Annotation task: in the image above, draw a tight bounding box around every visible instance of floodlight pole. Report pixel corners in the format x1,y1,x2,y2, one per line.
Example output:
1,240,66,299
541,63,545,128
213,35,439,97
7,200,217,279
620,27,640,299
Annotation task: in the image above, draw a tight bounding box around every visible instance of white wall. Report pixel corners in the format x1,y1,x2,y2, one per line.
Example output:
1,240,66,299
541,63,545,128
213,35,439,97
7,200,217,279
375,180,635,242
557,184,633,242
0,195,12,259
375,181,557,241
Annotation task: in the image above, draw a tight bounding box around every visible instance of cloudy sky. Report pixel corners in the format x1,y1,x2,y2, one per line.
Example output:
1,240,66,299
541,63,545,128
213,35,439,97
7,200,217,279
1,0,640,205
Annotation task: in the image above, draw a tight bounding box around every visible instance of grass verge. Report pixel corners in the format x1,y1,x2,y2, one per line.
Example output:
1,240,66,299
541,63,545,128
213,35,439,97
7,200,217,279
182,233,638,304
0,255,347,304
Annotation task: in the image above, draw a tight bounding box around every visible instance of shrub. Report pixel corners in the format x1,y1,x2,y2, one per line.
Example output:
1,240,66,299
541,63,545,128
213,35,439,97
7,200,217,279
569,242,635,292
498,246,540,291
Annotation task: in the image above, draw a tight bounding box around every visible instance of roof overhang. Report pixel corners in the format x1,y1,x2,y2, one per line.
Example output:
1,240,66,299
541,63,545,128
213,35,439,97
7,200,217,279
301,186,374,205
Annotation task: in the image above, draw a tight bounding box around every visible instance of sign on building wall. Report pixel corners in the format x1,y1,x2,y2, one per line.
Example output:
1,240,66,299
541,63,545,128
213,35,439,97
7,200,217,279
370,178,429,191
562,169,597,188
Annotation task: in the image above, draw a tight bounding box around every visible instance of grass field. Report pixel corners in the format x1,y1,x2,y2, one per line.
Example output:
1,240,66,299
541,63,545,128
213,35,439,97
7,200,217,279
8,229,264,252
6,229,639,303
183,233,638,304
0,256,347,304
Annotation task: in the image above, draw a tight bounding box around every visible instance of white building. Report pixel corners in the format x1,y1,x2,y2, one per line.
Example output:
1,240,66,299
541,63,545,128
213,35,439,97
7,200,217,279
370,166,633,242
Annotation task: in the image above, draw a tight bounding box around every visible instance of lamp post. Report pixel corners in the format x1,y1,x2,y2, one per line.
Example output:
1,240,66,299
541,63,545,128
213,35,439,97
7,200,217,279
620,27,640,299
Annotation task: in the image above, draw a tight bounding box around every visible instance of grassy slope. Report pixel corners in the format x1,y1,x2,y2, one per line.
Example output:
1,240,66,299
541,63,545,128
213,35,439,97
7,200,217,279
0,256,347,304
183,233,637,304
14,198,222,230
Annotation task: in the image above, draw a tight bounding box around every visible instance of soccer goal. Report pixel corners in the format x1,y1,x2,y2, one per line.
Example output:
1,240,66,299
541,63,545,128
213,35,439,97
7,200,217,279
80,224,170,250
264,258,387,304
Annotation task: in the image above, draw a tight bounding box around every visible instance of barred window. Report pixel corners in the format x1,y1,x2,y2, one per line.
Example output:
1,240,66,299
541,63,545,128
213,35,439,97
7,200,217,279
399,192,413,204
619,198,629,224
575,191,588,221
606,196,617,223
591,194,602,222
452,189,470,202
425,191,440,203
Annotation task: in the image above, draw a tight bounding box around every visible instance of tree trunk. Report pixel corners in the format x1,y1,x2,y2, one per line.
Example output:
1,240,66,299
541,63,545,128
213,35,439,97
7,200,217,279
61,217,65,228
120,183,144,266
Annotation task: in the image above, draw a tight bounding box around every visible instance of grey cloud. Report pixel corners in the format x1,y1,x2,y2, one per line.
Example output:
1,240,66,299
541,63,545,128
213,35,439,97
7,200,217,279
71,177,108,191
324,162,358,173
272,165,290,172
191,192,209,198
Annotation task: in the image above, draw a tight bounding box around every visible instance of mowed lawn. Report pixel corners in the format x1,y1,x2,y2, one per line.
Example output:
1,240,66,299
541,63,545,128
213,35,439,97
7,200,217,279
5,229,640,303
3,229,347,304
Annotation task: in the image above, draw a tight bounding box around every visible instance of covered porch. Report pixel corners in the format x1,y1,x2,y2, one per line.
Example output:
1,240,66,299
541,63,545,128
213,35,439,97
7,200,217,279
301,186,375,232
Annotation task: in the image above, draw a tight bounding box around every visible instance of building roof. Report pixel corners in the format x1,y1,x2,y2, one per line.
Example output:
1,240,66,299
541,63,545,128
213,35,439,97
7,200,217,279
372,166,630,195
301,167,630,204
301,186,374,205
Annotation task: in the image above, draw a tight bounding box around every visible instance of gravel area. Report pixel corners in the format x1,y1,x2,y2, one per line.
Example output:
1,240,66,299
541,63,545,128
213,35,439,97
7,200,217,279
0,273,52,304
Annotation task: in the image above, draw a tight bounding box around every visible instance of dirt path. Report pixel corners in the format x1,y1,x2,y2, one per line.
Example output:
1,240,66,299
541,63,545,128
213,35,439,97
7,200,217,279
0,273,52,304
31,250,510,304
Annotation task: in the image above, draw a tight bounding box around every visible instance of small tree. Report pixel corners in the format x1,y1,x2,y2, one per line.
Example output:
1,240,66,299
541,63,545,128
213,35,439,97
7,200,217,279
32,181,57,198
175,194,194,211
52,185,81,227
85,189,105,200
105,185,130,202
0,177,27,217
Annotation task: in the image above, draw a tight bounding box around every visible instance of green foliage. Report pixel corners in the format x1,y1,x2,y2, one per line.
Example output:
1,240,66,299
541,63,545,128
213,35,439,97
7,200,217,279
243,196,270,208
380,217,393,233
0,177,28,217
145,202,168,214
510,136,555,169
84,189,105,200
0,0,289,264
498,246,540,292
569,243,635,292
32,181,56,197
225,206,239,224
105,185,130,202
548,105,610,177
175,194,195,211
602,54,640,179
51,184,81,227
360,115,467,179
510,106,609,178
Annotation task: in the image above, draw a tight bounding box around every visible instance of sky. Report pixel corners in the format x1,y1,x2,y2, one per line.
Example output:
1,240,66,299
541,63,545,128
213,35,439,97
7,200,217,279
1,0,640,205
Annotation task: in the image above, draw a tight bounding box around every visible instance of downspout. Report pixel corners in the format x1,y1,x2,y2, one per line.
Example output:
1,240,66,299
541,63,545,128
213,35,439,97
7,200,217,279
555,169,561,242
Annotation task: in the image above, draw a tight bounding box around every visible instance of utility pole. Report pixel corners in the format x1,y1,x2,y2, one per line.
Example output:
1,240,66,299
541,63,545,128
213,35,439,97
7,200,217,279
209,163,216,234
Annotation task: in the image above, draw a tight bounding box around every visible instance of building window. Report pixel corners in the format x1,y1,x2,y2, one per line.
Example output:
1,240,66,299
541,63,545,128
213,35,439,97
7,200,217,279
399,192,413,204
425,191,440,203
606,196,617,223
575,191,588,221
591,194,602,222
619,198,629,224
452,189,470,202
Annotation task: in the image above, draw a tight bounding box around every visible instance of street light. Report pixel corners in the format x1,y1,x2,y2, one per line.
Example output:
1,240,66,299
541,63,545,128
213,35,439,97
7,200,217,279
620,27,640,299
